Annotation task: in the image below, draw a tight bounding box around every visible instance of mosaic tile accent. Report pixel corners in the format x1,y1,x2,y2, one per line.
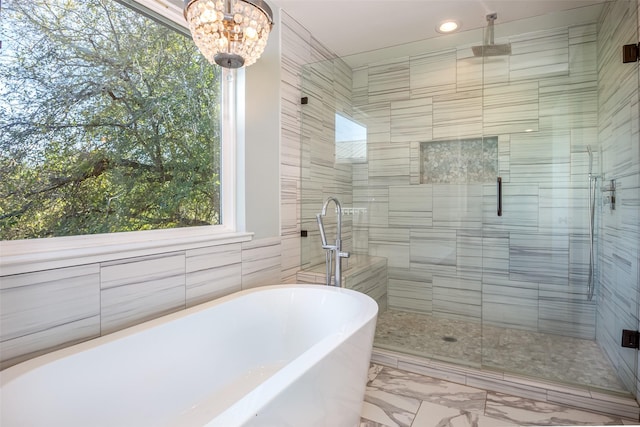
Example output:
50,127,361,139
421,137,498,184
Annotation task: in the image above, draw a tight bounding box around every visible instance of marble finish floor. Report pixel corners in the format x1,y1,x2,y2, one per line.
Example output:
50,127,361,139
374,310,627,393
360,364,638,426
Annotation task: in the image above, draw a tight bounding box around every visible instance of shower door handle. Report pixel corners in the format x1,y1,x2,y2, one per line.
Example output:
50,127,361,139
497,177,502,217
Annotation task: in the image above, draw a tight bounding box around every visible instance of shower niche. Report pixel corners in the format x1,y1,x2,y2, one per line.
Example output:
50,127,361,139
420,136,498,184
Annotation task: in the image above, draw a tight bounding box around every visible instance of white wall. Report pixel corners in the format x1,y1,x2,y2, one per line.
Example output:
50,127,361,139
244,8,282,239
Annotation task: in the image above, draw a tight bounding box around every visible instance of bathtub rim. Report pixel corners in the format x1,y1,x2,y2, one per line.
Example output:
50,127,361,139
1,284,377,380
0,284,378,426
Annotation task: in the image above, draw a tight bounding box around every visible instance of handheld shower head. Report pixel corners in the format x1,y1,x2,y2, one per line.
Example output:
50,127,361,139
316,213,328,247
587,145,593,177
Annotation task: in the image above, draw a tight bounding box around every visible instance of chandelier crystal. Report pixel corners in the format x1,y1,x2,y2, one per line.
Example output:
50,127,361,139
184,0,274,68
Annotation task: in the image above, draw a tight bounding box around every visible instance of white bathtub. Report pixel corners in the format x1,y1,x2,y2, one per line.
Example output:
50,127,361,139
1,284,378,427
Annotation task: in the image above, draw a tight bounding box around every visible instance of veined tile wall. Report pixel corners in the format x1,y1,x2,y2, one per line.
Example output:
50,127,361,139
596,0,640,398
0,237,285,369
349,21,601,341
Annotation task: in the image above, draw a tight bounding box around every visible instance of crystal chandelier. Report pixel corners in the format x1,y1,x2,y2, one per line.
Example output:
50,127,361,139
184,0,274,68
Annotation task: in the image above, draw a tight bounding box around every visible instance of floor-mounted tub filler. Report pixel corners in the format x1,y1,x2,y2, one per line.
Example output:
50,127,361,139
1,285,378,427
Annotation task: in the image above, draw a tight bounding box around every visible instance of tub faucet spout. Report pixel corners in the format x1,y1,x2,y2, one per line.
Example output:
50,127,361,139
317,197,350,287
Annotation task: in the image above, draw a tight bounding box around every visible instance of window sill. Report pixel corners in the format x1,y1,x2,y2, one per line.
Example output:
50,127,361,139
0,227,253,276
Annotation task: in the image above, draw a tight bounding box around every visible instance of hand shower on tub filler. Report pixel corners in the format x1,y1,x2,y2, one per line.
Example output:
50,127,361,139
316,197,350,287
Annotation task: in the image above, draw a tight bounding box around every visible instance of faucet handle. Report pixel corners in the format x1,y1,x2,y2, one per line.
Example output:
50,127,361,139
339,250,350,258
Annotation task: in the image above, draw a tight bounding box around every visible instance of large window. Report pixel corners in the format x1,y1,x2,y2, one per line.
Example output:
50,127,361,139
0,0,222,240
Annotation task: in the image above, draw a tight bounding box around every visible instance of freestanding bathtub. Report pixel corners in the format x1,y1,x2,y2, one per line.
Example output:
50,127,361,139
1,284,378,427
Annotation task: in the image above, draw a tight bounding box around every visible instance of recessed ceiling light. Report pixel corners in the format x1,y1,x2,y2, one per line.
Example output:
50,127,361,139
436,20,460,34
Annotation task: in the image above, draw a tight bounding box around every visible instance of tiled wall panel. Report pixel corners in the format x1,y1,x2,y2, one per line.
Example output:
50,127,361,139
368,57,410,103
391,98,433,143
0,236,286,368
509,28,569,81
432,275,481,323
186,244,242,307
482,274,539,331
410,50,457,98
100,253,186,334
0,265,100,369
387,266,432,313
432,90,482,139
483,81,539,135
241,237,283,289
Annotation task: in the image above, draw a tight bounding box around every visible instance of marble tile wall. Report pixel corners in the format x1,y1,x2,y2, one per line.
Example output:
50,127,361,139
296,254,388,308
595,0,640,400
344,18,603,340
0,237,284,369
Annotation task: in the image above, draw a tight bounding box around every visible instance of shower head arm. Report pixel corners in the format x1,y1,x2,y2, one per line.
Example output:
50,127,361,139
485,13,497,45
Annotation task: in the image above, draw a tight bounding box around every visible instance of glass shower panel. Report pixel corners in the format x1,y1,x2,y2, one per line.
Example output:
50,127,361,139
479,3,637,394
594,0,639,396
350,28,489,368
300,59,355,274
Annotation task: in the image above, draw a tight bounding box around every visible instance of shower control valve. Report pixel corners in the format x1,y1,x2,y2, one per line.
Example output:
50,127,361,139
621,330,639,349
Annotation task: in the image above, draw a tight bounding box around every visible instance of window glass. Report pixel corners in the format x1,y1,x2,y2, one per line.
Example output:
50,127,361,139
335,113,367,164
0,0,222,240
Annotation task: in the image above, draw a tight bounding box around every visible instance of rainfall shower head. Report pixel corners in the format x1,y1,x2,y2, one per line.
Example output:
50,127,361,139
472,13,511,57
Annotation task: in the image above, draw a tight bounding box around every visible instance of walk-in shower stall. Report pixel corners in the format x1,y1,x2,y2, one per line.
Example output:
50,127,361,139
300,0,640,398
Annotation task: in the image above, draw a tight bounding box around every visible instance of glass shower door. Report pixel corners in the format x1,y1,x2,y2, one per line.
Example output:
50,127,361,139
479,3,638,395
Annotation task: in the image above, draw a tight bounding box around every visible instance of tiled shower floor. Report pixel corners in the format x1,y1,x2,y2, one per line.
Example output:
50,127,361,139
374,309,627,393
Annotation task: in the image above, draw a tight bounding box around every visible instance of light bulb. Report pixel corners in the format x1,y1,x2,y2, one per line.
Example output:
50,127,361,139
437,20,460,33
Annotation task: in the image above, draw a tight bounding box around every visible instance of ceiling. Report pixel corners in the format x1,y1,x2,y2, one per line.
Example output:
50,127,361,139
267,0,609,58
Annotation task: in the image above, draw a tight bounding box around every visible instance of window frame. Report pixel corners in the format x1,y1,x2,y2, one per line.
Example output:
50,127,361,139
0,0,248,276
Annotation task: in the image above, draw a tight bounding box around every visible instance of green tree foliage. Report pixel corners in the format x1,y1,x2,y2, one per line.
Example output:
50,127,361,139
0,0,221,240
